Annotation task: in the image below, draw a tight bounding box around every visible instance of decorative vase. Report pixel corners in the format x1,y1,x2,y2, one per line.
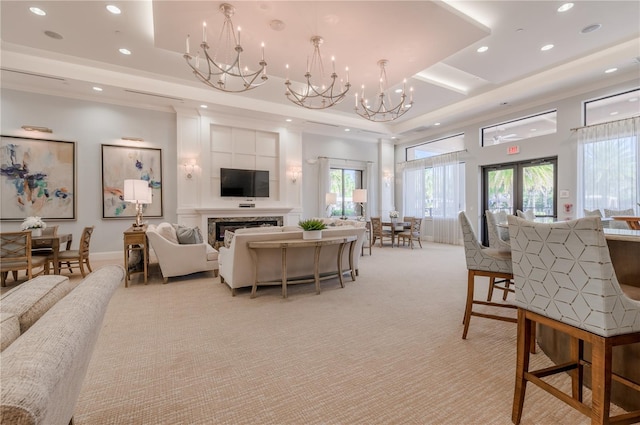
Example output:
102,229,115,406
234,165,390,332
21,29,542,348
31,228,42,237
390,217,397,224
303,230,322,240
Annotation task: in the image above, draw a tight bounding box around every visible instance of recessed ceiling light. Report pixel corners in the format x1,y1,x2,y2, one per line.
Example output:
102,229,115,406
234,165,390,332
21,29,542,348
557,3,574,12
344,128,350,132
119,48,131,55
106,5,121,14
610,111,619,116
29,7,46,16
604,67,618,73
477,46,489,53
434,122,441,126
581,23,602,34
530,128,537,132
391,136,397,140
629,97,638,102
92,86,103,92
285,118,292,122
541,44,554,51
394,88,403,94
200,104,208,108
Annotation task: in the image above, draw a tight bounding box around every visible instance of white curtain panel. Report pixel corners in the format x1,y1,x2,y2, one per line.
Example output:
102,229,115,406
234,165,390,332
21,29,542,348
577,116,639,215
365,162,375,219
318,157,331,217
400,151,464,245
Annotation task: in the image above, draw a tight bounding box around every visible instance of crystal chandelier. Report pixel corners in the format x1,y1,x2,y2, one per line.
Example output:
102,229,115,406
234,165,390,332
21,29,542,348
184,3,267,93
355,60,413,122
285,36,351,109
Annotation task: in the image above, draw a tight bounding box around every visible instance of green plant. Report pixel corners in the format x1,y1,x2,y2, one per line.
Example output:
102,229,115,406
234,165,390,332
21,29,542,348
298,218,327,231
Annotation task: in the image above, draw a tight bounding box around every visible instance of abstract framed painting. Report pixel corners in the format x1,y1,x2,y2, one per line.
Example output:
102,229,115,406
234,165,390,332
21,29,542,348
101,144,163,219
0,135,76,221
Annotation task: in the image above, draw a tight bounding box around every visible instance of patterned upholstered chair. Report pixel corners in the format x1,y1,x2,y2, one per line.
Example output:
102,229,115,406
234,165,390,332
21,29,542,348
458,211,517,339
484,210,513,301
604,207,635,229
516,209,535,220
507,215,640,425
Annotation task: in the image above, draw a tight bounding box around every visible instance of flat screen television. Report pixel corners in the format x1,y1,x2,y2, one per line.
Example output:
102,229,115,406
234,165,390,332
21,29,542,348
220,168,269,198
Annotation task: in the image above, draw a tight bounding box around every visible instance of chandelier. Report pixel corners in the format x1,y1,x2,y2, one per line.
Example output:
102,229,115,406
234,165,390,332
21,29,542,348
184,3,267,93
285,36,351,109
355,60,413,122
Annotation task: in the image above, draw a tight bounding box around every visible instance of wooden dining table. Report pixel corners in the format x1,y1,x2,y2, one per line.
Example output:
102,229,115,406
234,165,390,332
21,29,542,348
32,233,73,275
382,221,411,247
611,215,640,230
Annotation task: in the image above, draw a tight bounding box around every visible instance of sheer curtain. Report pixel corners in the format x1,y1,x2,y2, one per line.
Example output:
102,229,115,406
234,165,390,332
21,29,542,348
318,157,331,217
577,116,639,214
401,151,464,245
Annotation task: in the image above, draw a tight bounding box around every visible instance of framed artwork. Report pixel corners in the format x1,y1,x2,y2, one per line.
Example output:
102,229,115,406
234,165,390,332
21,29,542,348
1,135,76,221
101,144,163,219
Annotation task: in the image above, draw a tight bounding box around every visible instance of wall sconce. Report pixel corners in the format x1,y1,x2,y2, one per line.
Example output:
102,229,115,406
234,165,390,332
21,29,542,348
184,159,198,179
383,171,393,187
122,137,144,142
290,167,301,183
21,125,52,133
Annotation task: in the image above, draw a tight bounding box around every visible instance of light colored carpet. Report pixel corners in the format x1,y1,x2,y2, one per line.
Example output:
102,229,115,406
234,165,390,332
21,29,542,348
55,242,624,424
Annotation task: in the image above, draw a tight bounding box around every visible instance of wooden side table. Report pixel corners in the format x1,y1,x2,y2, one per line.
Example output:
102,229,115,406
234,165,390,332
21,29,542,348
123,225,148,287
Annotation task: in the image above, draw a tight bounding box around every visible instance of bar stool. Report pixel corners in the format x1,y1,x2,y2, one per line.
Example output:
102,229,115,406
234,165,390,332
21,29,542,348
458,211,517,339
507,215,640,425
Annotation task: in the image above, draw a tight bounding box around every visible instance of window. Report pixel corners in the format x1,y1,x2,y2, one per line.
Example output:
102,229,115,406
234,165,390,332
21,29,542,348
406,134,464,160
584,88,639,125
481,110,557,146
329,168,363,217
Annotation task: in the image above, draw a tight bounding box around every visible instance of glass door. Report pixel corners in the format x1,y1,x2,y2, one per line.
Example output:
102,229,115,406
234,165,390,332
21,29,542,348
481,157,557,245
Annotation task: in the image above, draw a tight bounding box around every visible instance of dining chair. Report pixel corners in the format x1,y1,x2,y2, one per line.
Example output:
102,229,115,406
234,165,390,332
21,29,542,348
508,215,640,425
370,217,393,247
1,231,48,287
484,210,513,301
48,226,94,277
397,217,422,249
458,211,517,339
515,209,535,220
604,207,635,229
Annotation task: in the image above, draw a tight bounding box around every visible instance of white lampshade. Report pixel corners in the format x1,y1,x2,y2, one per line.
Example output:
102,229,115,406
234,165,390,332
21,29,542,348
326,192,337,205
123,179,152,204
353,189,367,203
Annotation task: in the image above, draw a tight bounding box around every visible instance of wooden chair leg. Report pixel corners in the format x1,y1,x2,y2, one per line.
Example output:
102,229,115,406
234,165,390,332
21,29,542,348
512,309,531,425
502,280,511,301
85,258,93,273
569,336,584,402
1,272,7,287
462,271,475,338
487,276,496,301
590,336,612,424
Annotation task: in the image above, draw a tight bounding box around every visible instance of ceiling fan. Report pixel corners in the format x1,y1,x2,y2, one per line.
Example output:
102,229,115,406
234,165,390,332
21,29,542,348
492,133,522,144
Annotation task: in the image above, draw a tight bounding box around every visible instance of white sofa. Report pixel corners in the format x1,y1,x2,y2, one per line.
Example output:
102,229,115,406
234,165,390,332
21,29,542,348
0,265,124,425
146,223,219,283
218,225,366,295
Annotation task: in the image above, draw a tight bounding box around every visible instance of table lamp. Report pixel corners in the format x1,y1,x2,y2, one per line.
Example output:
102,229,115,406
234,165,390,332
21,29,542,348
326,192,337,217
124,179,152,229
353,189,367,220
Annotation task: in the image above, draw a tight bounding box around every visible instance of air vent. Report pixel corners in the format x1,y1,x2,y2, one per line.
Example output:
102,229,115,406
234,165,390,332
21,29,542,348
1,68,66,81
124,89,184,101
305,121,340,128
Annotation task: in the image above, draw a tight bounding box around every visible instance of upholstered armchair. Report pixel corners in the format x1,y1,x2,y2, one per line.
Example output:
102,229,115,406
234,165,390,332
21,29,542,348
146,223,218,283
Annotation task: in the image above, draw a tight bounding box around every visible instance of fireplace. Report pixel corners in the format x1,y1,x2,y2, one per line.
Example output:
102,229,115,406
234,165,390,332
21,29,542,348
207,216,283,248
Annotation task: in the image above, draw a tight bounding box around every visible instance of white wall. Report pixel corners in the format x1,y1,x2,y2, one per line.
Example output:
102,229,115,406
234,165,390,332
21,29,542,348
395,78,639,233
0,89,177,256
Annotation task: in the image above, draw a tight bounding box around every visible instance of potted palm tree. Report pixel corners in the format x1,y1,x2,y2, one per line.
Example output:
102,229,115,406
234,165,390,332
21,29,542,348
299,218,327,240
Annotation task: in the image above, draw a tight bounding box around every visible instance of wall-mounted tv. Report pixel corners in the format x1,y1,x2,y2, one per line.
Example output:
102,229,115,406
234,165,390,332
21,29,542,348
220,168,269,198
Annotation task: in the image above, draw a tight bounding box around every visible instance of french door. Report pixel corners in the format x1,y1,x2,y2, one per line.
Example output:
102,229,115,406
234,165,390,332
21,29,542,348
481,157,557,245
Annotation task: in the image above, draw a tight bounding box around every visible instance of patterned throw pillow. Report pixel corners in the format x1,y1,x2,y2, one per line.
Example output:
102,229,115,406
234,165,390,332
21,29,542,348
223,230,235,248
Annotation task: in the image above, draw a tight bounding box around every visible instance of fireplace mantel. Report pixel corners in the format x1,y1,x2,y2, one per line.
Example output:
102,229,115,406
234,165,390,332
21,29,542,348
194,207,295,215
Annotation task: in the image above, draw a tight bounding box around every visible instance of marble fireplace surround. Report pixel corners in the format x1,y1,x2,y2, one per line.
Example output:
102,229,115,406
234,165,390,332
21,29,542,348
194,207,296,248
